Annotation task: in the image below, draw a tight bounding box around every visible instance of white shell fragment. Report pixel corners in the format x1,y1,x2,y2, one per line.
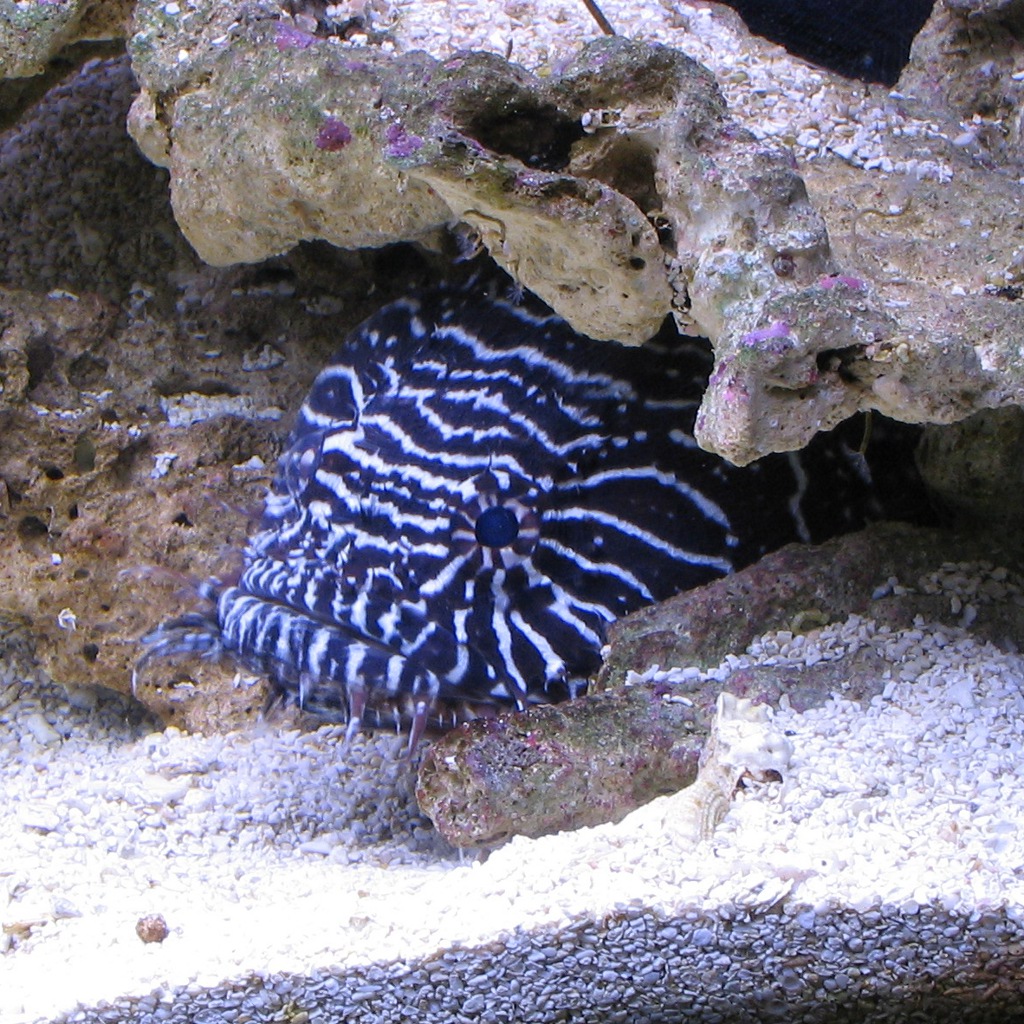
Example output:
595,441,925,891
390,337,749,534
601,692,794,849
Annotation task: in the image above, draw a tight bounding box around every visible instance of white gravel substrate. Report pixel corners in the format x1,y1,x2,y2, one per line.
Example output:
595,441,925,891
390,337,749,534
4,559,1024,1022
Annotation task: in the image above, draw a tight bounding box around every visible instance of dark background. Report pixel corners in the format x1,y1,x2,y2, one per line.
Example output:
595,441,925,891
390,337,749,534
715,0,937,83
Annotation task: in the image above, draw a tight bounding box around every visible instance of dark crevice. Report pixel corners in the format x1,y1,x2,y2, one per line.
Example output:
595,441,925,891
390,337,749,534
25,338,56,393
817,344,869,384
109,438,151,486
574,135,661,214
460,104,585,172
74,435,96,473
154,377,240,399
18,515,49,538
68,352,110,390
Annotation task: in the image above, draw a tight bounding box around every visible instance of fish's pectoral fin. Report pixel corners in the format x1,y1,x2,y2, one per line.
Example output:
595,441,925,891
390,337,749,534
404,699,432,758
345,678,367,740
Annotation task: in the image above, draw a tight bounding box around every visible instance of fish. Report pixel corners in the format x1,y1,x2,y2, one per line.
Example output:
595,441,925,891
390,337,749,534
141,289,932,750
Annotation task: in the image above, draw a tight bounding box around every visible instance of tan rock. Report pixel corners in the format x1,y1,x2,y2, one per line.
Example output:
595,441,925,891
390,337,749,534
0,0,133,78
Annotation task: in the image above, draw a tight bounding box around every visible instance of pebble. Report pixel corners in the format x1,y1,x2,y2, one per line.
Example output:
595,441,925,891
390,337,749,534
21,713,61,747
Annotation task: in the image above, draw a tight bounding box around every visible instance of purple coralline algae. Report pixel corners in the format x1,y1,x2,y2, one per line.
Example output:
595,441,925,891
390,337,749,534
740,321,792,350
275,24,317,51
818,274,867,291
315,118,352,152
384,123,424,159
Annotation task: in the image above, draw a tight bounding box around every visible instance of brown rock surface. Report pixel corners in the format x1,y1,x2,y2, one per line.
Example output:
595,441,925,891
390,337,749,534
416,683,711,849
0,53,456,728
0,251,450,731
0,285,276,731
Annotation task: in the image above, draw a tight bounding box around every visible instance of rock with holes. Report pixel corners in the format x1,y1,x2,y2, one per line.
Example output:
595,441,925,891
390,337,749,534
125,0,1024,466
127,17,674,342
127,1,849,355
0,0,133,78
0,53,464,729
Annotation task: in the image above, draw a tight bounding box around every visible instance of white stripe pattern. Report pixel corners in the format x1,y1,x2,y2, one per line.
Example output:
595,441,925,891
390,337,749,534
143,290,930,739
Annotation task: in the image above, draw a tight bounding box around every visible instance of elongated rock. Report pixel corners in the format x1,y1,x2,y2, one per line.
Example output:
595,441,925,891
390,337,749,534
417,683,711,848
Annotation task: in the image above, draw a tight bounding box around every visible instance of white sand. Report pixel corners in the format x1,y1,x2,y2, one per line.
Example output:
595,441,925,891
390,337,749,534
4,560,1024,1022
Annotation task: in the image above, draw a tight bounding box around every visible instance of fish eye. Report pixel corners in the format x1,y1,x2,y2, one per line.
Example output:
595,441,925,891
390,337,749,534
474,506,520,548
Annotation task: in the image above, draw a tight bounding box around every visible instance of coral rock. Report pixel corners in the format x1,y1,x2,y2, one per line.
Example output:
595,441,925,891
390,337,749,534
0,0,133,79
126,3,852,354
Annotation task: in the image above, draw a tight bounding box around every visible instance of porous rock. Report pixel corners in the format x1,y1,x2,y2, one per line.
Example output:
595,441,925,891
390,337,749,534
126,10,684,341
127,13,452,280
0,0,133,78
123,0,1024,466
901,0,1024,174
126,0,854,352
0,307,251,730
0,47,483,732
0,54,456,730
0,249,455,731
693,0,1024,460
0,284,277,732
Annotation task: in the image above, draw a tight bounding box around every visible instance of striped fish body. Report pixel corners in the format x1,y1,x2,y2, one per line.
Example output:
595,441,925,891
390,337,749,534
147,291,930,744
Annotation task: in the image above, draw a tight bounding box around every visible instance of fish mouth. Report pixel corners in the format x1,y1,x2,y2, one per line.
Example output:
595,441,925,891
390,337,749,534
142,595,571,752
